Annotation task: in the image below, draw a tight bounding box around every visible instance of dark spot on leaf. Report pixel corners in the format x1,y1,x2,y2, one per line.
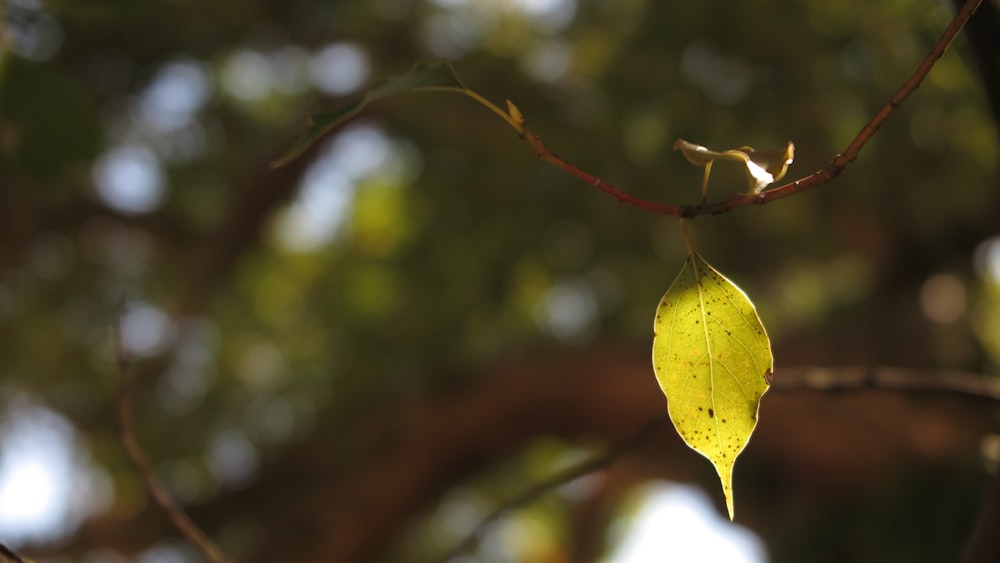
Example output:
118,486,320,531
708,408,715,418
697,407,703,411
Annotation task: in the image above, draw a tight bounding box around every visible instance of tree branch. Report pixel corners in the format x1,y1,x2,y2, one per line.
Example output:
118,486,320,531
113,313,235,563
521,0,983,217
771,365,1000,400
441,362,1000,559
68,344,997,561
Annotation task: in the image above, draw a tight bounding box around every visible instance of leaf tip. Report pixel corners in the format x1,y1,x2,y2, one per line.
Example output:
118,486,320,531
719,467,736,522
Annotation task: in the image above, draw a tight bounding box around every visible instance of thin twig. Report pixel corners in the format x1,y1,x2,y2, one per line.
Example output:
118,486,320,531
113,313,235,563
520,0,983,218
522,131,685,216
441,418,666,562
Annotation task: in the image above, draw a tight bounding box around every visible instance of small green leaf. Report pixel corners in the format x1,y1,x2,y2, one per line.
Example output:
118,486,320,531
271,62,466,168
651,249,772,520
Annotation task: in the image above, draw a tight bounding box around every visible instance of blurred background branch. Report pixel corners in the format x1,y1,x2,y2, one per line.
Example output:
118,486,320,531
113,313,234,563
40,346,999,561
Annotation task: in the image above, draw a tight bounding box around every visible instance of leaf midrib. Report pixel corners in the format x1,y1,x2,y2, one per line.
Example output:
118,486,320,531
691,254,723,455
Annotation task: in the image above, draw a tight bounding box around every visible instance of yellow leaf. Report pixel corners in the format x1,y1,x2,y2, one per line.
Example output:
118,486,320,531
651,249,772,520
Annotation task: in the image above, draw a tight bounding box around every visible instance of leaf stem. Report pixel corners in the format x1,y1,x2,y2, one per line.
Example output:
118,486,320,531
701,161,713,204
679,218,695,256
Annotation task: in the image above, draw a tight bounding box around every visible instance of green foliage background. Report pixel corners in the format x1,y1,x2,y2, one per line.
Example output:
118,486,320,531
1,0,998,561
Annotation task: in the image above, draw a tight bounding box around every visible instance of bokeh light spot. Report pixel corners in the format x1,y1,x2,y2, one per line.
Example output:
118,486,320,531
919,273,967,324
605,483,766,563
310,43,370,96
92,145,165,214
221,49,274,101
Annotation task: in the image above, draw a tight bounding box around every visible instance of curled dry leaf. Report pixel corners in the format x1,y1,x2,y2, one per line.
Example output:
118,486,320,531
674,138,795,196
